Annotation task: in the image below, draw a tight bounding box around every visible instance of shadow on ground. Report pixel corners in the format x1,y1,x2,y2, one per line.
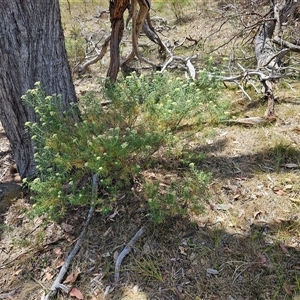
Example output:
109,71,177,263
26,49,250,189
73,207,300,300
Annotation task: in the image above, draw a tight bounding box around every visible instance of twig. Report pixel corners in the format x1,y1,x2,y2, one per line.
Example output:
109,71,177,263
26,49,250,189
234,80,252,101
0,289,17,299
114,226,145,283
43,174,99,300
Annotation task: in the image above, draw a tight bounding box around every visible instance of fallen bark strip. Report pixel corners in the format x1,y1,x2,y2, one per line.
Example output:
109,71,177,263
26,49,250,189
114,225,145,283
43,174,99,300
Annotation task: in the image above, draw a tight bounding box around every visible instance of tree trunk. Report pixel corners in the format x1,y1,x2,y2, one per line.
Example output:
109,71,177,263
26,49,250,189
107,0,130,83
254,0,300,118
254,19,278,119
143,12,166,56
0,0,77,178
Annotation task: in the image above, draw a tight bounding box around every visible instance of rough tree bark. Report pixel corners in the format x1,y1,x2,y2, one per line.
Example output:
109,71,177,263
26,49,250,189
107,0,130,82
142,12,166,56
121,0,151,67
0,0,77,178
107,0,160,82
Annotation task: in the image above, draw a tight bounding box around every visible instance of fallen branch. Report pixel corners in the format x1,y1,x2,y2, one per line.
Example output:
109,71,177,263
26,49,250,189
43,174,99,300
232,116,274,126
273,36,300,53
160,54,197,76
75,34,111,74
114,225,145,283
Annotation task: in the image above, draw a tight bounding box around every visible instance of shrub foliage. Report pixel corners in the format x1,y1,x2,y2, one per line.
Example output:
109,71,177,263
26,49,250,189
22,72,226,221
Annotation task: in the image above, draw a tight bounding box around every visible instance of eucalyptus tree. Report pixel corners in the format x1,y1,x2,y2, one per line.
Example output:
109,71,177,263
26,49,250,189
0,0,77,178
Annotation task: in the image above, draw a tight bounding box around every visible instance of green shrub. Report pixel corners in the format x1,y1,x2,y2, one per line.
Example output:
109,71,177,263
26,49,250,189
145,163,211,223
65,24,86,69
107,71,226,130
22,71,225,221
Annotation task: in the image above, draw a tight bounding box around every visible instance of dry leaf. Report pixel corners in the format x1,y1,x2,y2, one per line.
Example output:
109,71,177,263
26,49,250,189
55,259,64,269
107,208,119,221
170,257,180,262
53,247,63,256
143,241,151,254
253,211,263,219
132,285,139,294
260,255,267,265
215,204,232,211
290,198,300,203
275,189,285,196
179,246,187,256
64,271,80,284
61,222,74,233
292,265,300,270
280,243,290,256
206,268,219,275
234,116,268,126
233,194,240,200
283,282,293,296
45,272,53,281
69,287,84,299
284,184,293,190
103,226,112,237
113,251,119,261
176,285,185,299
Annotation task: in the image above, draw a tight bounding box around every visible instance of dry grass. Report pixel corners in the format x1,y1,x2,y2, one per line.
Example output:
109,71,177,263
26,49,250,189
0,1,300,299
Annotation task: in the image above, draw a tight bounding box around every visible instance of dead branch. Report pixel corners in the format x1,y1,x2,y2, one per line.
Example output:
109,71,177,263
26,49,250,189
220,65,296,118
142,12,167,54
160,54,197,77
273,36,300,52
121,0,155,67
232,116,272,126
75,34,111,74
43,174,99,300
114,225,145,283
221,68,290,83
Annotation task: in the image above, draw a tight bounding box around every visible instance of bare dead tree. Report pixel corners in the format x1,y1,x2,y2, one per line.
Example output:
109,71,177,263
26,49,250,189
209,0,300,119
253,0,300,118
106,0,168,82
74,0,167,82
72,0,203,83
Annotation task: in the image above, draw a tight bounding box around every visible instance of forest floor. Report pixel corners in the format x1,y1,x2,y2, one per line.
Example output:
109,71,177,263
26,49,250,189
0,1,300,299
